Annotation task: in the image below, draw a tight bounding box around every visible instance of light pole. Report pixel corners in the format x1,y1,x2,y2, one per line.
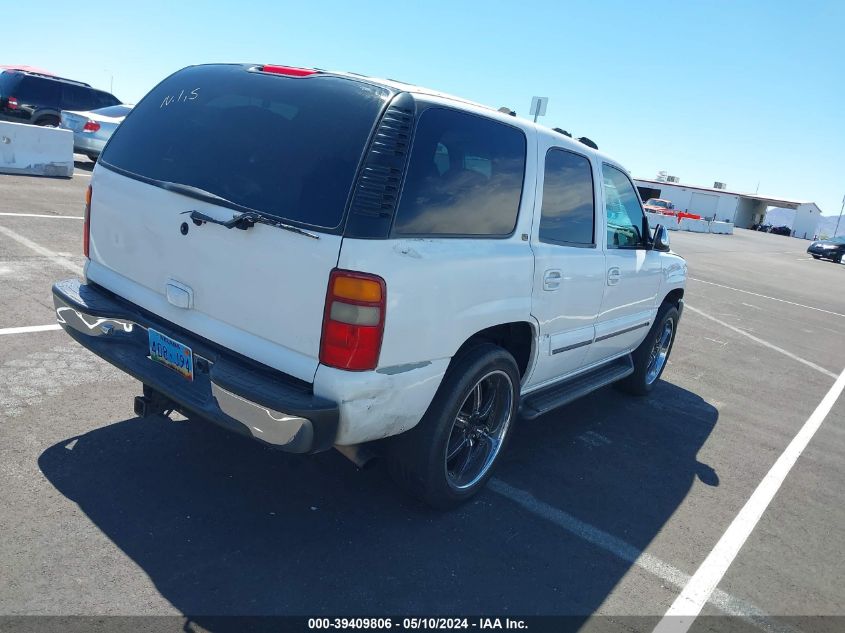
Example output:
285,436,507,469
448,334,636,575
834,194,844,238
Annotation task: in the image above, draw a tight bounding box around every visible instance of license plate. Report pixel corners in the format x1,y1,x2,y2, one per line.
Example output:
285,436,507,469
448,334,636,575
148,328,193,381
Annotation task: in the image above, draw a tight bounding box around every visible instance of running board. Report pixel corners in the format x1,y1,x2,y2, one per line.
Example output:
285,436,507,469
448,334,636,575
520,355,634,420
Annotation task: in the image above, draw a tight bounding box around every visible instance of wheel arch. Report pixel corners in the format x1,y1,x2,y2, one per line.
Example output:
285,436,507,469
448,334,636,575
452,321,536,379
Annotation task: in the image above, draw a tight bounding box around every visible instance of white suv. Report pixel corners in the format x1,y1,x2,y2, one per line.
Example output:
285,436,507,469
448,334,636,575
53,63,686,508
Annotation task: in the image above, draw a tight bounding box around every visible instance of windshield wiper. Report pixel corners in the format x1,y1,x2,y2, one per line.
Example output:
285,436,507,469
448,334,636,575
185,209,319,239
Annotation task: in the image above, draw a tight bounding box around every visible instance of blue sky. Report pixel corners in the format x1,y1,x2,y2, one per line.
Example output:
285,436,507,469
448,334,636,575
8,0,844,215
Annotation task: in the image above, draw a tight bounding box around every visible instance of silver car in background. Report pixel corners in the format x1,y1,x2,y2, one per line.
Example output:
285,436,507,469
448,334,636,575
60,104,133,161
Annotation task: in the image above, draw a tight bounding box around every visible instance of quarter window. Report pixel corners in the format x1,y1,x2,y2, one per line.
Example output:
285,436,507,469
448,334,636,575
393,107,526,236
539,149,595,246
603,164,647,249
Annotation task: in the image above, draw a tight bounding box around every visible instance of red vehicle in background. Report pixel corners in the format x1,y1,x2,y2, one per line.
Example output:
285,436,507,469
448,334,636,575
643,198,702,223
643,198,676,214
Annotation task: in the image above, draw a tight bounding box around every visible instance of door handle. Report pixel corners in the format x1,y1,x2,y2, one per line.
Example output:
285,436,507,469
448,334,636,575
543,269,562,291
607,266,621,286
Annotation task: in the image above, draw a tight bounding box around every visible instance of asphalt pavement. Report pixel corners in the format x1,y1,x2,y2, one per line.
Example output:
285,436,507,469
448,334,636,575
0,166,843,633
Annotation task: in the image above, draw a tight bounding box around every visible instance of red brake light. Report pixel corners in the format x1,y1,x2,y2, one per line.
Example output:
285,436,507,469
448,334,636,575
261,64,317,77
7,97,19,110
82,120,100,132
320,270,386,371
83,185,91,258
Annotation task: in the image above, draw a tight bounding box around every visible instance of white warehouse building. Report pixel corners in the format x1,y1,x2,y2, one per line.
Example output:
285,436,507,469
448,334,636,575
633,178,822,240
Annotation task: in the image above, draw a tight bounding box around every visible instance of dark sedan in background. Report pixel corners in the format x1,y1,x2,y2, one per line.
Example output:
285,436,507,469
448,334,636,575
807,236,845,263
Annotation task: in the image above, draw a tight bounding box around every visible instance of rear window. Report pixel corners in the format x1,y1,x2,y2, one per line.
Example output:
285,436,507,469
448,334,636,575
100,64,390,230
0,72,22,95
392,107,526,236
93,105,132,118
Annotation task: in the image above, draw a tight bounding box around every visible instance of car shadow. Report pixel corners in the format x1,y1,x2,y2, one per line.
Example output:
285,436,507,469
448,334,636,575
73,157,95,172
38,380,717,624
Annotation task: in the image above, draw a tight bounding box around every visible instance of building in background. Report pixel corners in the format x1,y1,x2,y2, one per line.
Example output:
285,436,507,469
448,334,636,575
634,178,822,239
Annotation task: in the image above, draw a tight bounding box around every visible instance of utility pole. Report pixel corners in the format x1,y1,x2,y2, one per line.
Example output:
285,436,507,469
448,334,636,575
834,194,844,238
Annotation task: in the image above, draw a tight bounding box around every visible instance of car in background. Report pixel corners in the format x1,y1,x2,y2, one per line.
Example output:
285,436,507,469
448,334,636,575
643,198,675,214
0,69,120,127
60,104,133,161
807,236,845,263
770,225,792,236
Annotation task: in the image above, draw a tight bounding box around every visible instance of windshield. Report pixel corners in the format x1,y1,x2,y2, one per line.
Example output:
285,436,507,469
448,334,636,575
99,64,390,230
647,199,668,208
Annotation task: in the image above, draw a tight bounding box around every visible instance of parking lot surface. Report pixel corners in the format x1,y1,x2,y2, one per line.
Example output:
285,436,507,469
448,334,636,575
1,166,843,631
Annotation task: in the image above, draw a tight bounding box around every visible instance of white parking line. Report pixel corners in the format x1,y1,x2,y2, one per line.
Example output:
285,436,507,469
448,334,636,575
685,305,838,379
489,479,794,633
0,324,62,336
689,278,845,319
0,224,84,276
0,212,83,219
653,365,845,633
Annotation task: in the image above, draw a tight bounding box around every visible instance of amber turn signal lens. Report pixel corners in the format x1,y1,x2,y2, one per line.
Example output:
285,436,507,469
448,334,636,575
332,276,382,302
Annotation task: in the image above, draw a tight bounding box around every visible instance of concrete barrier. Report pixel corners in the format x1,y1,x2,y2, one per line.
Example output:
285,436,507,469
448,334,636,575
679,217,709,232
0,121,73,177
709,221,734,235
645,212,666,228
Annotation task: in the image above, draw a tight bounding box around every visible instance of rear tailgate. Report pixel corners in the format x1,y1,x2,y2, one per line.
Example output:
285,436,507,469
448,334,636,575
88,64,391,382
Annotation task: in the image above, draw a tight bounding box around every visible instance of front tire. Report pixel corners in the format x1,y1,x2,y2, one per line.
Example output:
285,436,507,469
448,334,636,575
387,343,519,509
617,302,679,396
812,255,821,260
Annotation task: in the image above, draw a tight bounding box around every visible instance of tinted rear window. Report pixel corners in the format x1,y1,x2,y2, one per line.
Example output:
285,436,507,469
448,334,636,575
100,65,390,230
20,77,60,104
393,107,526,236
0,72,22,95
93,105,132,118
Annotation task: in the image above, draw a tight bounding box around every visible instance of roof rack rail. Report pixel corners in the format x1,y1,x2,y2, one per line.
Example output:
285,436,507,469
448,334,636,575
8,69,91,88
577,136,598,150
552,127,572,138
497,106,516,117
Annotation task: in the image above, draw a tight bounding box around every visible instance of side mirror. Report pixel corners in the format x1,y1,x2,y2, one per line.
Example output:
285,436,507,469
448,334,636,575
653,224,671,252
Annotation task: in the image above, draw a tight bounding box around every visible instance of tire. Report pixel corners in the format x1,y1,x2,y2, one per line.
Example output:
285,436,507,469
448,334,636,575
387,343,520,509
617,302,679,396
812,255,821,260
34,116,59,127
87,154,98,162
834,254,843,264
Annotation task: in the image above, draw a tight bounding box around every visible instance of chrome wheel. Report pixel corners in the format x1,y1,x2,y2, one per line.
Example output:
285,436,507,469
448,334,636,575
445,370,514,490
645,318,674,385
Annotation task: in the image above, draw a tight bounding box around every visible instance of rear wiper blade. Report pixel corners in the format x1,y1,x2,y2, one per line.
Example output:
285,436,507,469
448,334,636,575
155,179,319,240
184,209,320,239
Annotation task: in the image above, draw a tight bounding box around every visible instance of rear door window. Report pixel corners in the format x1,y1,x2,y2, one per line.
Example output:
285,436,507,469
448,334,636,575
20,77,60,106
99,64,389,231
393,107,526,236
540,148,595,246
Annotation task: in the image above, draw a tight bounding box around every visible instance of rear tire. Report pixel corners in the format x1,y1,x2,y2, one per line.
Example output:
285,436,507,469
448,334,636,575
617,302,679,396
387,343,519,509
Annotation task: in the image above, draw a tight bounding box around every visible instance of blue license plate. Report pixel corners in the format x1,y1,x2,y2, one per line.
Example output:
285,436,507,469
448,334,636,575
148,328,193,381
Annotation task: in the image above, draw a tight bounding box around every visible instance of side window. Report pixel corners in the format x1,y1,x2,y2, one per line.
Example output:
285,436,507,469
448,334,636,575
603,164,647,249
539,149,595,246
393,107,526,236
20,77,59,105
60,84,92,110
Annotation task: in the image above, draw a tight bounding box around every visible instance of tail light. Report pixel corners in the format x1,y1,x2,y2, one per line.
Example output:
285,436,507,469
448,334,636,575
260,64,317,77
7,97,19,110
320,270,386,371
82,120,100,132
83,185,92,258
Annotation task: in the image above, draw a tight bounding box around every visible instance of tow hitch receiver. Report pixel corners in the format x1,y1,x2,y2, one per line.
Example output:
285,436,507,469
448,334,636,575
133,385,177,419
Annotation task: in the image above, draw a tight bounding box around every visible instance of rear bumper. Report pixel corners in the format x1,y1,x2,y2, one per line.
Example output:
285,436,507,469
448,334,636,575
71,134,105,155
52,278,339,453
